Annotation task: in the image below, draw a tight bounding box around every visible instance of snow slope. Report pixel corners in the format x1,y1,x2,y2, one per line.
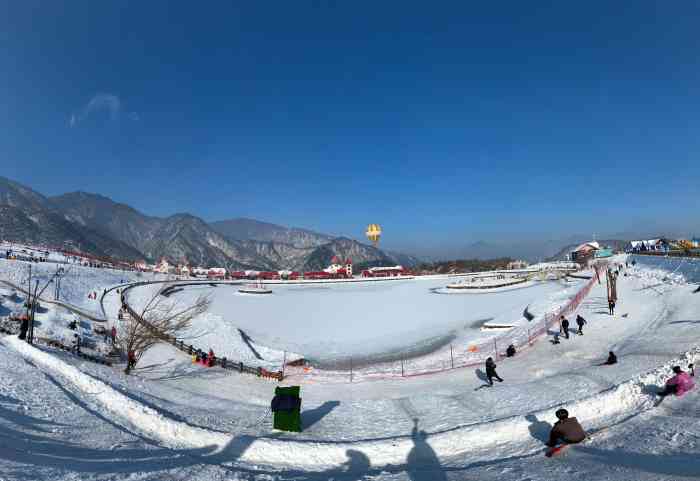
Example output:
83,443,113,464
1,254,700,480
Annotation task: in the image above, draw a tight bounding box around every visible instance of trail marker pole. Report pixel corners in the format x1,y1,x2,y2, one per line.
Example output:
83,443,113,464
450,344,454,368
401,359,405,377
282,350,287,380
350,357,353,383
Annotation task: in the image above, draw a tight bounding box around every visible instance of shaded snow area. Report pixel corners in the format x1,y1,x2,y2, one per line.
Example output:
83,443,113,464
1,254,700,480
0,258,149,357
127,277,584,369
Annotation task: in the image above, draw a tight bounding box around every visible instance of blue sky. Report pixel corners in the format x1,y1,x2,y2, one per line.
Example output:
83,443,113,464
1,1,699,256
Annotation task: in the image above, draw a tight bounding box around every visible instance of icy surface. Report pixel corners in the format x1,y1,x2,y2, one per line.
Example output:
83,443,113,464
143,278,584,364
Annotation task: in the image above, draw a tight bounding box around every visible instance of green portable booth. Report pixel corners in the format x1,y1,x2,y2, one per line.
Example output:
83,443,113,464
271,386,302,432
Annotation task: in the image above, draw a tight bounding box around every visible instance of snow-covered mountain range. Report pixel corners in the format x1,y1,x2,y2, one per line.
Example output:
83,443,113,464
0,176,418,270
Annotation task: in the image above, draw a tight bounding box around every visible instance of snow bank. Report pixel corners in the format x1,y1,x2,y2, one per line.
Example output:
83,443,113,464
7,334,697,470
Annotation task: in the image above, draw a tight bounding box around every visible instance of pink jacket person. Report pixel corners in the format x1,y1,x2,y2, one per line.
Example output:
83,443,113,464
666,372,695,396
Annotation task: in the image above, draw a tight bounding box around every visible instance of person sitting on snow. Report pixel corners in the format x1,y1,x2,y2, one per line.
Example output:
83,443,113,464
604,351,617,365
659,366,696,397
546,409,587,447
506,344,516,357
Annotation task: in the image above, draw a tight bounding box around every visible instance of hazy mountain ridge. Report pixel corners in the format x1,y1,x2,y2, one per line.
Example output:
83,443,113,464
210,218,333,249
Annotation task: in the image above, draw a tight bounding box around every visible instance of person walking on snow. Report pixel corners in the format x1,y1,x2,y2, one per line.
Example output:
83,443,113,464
659,366,695,397
575,315,587,335
547,409,587,447
608,299,616,316
560,316,570,339
485,357,503,386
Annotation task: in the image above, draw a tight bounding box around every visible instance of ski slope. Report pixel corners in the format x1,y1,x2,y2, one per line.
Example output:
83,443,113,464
1,254,699,480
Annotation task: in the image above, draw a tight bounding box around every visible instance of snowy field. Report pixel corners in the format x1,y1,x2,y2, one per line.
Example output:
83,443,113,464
0,257,145,318
1,254,700,480
129,277,586,369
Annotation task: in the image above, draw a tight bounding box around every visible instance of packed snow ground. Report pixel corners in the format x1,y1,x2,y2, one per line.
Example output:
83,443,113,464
1,254,699,480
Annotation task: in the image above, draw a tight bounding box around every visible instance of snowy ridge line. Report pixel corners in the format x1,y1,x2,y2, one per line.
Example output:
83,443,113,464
120,282,284,381
0,279,106,322
4,334,697,471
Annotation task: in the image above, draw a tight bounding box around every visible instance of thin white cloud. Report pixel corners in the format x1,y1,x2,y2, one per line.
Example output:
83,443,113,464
70,93,139,127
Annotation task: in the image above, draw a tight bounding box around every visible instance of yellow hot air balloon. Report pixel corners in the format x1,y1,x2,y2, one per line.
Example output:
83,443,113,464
366,223,382,247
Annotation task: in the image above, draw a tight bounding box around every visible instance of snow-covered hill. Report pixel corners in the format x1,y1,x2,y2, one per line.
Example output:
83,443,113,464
1,254,699,480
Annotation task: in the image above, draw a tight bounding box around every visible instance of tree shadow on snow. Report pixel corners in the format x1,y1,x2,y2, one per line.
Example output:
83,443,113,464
302,401,340,431
524,414,551,444
576,446,700,477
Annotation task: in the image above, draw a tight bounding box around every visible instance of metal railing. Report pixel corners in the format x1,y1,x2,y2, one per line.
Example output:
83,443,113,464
120,283,283,381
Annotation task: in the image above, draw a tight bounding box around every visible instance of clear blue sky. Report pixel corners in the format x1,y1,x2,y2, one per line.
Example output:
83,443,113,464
1,1,699,256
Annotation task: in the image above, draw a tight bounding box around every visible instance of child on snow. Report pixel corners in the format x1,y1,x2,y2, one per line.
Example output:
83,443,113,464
659,366,695,397
604,351,617,365
485,357,503,386
546,409,587,447
560,316,570,339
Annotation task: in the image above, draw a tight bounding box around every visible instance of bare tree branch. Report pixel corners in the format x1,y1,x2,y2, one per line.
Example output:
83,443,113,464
117,286,210,374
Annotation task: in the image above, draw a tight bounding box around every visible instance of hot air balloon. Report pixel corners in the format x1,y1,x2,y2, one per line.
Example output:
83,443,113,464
366,224,382,247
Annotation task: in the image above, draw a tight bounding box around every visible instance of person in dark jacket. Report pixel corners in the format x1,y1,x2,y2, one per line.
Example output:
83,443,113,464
560,316,570,339
506,344,516,357
608,299,616,315
575,315,587,335
604,351,617,365
18,315,29,340
547,409,586,447
72,334,81,354
485,357,503,386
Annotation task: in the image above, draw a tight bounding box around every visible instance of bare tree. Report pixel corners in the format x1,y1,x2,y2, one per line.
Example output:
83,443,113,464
118,284,210,374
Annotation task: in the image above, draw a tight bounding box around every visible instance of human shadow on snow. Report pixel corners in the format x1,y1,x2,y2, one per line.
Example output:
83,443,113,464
524,414,551,444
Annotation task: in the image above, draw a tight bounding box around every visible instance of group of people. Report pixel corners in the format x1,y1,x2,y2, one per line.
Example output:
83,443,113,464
192,348,217,367
545,364,696,449
553,314,588,343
